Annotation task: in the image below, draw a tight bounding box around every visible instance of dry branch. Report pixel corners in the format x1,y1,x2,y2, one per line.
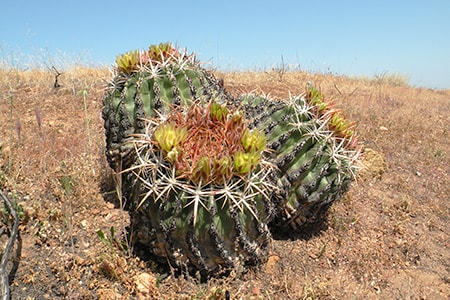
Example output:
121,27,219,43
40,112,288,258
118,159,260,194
0,190,19,300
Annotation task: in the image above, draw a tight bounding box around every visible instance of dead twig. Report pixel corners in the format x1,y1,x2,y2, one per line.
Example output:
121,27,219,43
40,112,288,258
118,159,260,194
334,84,343,96
277,55,285,82
50,66,62,88
334,84,358,97
0,190,20,300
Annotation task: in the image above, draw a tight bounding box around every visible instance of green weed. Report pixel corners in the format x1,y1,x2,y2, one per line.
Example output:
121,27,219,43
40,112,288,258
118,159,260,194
96,226,129,255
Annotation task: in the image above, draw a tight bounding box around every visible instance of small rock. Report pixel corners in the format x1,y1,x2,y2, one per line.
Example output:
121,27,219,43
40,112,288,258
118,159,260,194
135,272,159,299
379,126,388,131
359,148,387,180
105,213,112,221
264,255,280,274
97,288,121,300
251,285,260,295
80,219,87,229
74,255,85,266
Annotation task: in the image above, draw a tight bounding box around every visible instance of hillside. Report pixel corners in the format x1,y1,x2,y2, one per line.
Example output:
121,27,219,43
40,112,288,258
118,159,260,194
0,68,449,299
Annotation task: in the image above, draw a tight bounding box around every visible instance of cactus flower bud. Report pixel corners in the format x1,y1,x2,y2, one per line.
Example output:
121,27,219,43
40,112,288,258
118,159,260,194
210,102,228,122
148,42,178,63
191,156,211,183
116,50,140,73
213,156,232,180
330,112,354,139
233,151,260,174
241,129,266,153
154,123,188,153
166,146,183,164
308,86,328,112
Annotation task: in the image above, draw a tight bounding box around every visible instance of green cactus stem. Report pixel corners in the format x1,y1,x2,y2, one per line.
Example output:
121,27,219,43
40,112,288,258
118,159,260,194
103,44,276,278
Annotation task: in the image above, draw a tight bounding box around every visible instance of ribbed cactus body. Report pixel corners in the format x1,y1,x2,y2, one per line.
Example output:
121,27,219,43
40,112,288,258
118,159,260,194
128,156,272,276
241,92,359,230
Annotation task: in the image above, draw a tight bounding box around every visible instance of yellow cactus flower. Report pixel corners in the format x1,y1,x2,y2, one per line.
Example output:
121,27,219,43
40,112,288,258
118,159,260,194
154,123,188,153
210,102,228,122
116,50,139,72
241,129,266,153
233,151,260,174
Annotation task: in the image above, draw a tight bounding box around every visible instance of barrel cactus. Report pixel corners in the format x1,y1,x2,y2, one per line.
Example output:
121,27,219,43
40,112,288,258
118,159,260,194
241,85,360,231
102,43,273,277
102,43,231,174
128,101,275,277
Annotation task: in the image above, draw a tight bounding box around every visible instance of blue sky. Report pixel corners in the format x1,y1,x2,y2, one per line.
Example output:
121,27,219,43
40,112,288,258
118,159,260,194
1,0,449,89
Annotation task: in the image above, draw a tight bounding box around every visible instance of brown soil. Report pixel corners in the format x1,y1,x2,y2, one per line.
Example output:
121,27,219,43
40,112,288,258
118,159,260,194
0,68,448,299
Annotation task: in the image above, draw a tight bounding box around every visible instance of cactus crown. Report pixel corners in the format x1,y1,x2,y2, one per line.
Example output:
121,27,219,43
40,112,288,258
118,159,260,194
115,42,193,73
154,101,266,184
147,42,179,63
306,85,357,147
131,100,275,226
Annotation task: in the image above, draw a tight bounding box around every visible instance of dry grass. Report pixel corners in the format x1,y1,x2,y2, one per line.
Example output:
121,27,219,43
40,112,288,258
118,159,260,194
0,67,449,299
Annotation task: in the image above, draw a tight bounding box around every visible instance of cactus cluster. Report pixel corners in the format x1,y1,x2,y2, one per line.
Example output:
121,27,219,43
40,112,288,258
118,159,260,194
102,43,361,278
